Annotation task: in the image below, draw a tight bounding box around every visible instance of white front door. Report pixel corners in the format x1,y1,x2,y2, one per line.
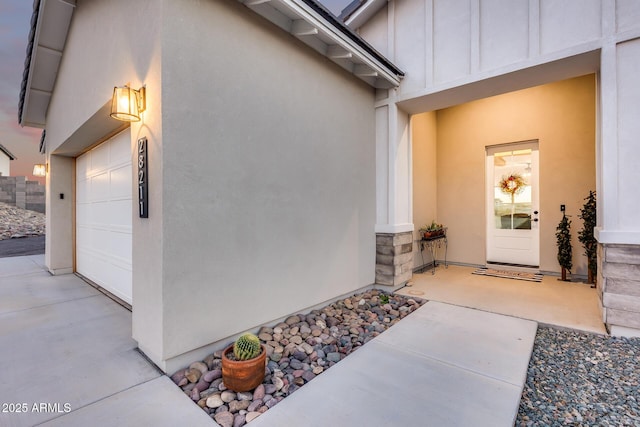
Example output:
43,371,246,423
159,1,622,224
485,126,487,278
486,141,539,268
76,130,133,304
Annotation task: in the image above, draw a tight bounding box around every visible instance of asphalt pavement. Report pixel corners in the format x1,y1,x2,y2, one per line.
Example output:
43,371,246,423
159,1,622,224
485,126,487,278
0,236,45,258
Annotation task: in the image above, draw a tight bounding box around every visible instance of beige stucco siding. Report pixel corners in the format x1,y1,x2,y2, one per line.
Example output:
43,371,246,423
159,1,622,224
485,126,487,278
42,0,165,359
413,75,596,275
158,0,376,365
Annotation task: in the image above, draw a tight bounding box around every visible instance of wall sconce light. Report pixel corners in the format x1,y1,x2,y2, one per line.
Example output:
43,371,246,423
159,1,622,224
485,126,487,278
110,85,146,122
33,164,47,177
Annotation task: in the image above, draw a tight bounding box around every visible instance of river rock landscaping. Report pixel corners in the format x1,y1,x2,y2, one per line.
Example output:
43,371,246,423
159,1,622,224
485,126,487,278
171,290,425,426
517,326,640,426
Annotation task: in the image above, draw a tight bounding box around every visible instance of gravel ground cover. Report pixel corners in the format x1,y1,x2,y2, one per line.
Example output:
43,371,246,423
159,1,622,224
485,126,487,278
517,326,640,426
171,290,425,426
0,202,45,240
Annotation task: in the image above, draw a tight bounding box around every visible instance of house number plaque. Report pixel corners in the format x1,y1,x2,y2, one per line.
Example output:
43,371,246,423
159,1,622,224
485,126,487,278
138,137,148,218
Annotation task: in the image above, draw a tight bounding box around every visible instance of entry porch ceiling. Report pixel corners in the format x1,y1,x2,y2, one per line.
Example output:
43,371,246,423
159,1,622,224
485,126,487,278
239,0,403,89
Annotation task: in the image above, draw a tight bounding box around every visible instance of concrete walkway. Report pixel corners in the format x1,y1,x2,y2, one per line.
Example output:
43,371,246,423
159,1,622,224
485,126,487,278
0,255,212,427
250,301,537,427
1,255,537,426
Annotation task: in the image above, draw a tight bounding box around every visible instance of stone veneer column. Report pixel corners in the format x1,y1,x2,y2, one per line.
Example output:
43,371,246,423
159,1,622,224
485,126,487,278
375,231,413,287
599,244,640,336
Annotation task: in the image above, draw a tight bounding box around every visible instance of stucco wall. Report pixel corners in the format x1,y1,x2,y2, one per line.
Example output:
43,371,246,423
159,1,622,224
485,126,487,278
0,155,10,176
159,0,376,367
412,75,596,275
42,0,164,351
411,111,437,268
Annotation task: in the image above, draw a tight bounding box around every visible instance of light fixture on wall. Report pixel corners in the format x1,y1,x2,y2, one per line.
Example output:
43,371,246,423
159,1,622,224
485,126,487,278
110,85,146,122
33,164,46,177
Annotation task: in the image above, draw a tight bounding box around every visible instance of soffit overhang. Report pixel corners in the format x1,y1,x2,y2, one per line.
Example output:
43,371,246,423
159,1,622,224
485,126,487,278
19,0,403,130
240,0,403,88
19,0,76,129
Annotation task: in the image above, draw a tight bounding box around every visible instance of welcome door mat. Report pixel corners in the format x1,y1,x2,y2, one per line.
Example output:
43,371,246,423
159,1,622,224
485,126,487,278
472,268,543,282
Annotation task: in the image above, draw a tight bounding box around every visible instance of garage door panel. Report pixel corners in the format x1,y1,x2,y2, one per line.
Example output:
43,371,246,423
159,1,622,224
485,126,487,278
76,203,89,227
110,232,132,265
107,263,133,303
77,179,89,205
110,133,132,165
110,164,132,199
76,130,132,305
109,199,132,229
90,172,110,202
89,201,112,227
90,142,110,173
76,155,89,180
76,226,90,248
91,227,110,248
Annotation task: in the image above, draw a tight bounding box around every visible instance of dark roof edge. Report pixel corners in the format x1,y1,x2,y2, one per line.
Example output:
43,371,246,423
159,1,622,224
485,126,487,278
0,144,18,160
300,0,404,77
18,0,41,125
338,0,365,22
39,130,46,154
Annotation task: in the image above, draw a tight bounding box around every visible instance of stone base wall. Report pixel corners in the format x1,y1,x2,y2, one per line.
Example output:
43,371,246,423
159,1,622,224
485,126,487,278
375,231,413,287
599,243,640,334
0,176,45,213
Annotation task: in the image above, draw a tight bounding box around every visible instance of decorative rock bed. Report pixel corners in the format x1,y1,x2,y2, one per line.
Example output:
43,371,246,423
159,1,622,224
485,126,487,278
517,326,640,426
170,290,425,426
0,202,45,240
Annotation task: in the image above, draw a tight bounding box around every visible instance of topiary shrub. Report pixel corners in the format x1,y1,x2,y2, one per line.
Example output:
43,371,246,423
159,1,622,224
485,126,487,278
578,191,597,285
556,213,572,281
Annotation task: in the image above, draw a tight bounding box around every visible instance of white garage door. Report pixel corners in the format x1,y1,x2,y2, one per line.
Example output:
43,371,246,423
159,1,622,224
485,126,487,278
76,130,133,304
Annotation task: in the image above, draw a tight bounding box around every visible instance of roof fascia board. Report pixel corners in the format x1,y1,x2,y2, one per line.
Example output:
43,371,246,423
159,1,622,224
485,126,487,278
0,144,17,160
274,0,402,86
19,0,43,127
19,0,76,128
344,0,387,29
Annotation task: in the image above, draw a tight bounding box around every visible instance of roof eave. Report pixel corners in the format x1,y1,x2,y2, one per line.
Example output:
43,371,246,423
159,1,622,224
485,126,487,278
0,144,17,160
343,0,388,30
240,0,403,88
19,0,76,129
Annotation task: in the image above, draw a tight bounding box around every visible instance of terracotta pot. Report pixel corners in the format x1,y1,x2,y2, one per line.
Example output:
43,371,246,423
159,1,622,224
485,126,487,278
423,229,444,239
221,344,266,392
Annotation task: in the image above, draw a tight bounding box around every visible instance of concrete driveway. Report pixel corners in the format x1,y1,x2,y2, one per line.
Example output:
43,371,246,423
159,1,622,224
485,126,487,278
0,255,212,427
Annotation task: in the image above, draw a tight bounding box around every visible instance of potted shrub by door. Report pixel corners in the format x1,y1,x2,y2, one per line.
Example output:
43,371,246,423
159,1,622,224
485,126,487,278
221,333,266,392
555,213,572,281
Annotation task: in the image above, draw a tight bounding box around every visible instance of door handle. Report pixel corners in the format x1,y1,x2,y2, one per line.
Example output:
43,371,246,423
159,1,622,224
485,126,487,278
533,218,539,222
533,211,539,215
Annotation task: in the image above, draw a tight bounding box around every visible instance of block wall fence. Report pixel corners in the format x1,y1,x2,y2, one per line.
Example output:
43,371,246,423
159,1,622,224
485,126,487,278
0,176,45,213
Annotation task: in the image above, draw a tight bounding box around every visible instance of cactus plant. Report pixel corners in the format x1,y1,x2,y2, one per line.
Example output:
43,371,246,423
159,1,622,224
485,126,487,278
233,333,262,361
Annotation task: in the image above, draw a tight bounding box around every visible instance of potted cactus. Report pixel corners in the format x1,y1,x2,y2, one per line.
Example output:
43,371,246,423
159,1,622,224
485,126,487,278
221,333,266,392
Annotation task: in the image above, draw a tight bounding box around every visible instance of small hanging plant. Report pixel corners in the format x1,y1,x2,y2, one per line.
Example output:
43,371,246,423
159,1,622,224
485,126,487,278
499,173,527,197
556,213,572,281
